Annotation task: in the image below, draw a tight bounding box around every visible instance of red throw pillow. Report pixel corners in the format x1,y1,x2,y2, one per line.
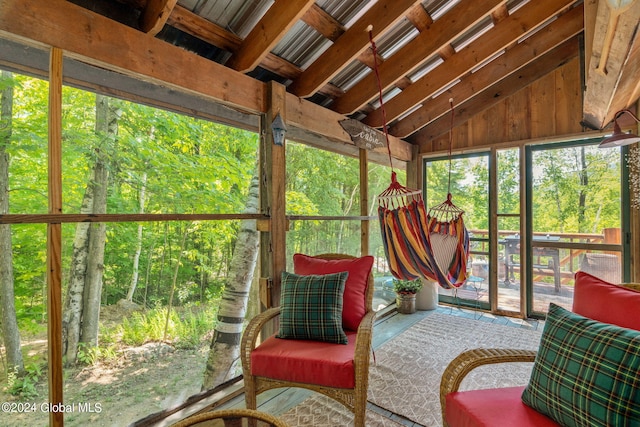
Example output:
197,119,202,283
293,254,374,331
572,270,640,331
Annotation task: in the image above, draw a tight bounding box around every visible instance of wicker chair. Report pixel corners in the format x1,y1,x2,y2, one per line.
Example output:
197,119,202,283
439,281,640,427
240,254,375,427
171,408,289,427
439,347,538,426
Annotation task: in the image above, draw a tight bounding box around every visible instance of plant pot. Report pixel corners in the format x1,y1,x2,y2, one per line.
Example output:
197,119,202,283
396,292,417,314
416,279,438,310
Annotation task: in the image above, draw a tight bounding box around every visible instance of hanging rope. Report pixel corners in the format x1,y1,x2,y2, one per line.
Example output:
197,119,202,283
367,25,394,172
427,99,465,224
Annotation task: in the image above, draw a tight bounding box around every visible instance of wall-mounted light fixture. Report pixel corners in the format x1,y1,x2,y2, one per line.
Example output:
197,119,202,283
271,113,287,146
599,109,640,148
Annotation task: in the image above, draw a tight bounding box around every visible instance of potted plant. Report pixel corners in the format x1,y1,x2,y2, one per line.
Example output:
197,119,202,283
393,278,423,314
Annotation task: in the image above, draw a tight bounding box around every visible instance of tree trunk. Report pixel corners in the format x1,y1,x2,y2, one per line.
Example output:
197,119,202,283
0,70,24,374
163,228,188,342
80,94,114,348
63,94,115,363
202,171,260,390
127,171,147,301
61,192,92,364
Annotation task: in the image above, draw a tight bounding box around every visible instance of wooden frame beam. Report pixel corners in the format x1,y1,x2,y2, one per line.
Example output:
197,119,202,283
47,46,63,427
0,0,265,114
0,0,413,167
288,0,423,98
331,0,506,115
140,0,178,35
583,0,640,129
226,0,316,73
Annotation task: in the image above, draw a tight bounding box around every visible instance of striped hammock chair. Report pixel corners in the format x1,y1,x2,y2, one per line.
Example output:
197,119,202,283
366,27,470,289
377,172,470,289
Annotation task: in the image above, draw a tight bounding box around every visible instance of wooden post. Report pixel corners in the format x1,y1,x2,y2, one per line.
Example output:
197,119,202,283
259,81,287,320
47,46,64,427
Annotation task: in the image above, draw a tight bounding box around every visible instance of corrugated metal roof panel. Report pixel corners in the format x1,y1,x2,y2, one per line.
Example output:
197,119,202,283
273,21,330,68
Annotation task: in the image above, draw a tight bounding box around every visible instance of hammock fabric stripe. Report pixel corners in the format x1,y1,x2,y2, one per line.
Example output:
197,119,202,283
378,199,470,289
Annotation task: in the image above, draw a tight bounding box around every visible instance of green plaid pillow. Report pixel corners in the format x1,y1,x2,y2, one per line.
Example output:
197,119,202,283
277,271,348,344
522,303,640,426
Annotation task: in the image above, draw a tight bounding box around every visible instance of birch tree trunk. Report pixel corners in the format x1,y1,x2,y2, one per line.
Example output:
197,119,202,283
80,95,116,346
63,94,114,363
0,71,24,374
127,171,147,301
202,171,260,390
61,187,92,364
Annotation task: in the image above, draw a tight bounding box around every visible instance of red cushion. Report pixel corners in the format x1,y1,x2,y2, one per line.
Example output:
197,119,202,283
293,254,373,331
572,270,640,331
446,386,559,427
250,331,357,388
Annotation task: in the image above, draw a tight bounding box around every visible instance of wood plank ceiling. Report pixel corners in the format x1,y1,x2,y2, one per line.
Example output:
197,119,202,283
67,0,640,142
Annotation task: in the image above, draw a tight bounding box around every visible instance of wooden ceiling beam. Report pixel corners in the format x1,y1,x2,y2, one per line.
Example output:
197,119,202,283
167,4,242,52
140,0,178,35
226,0,316,73
288,0,422,98
330,0,506,115
410,37,580,147
405,3,433,30
582,0,640,129
168,5,305,82
363,0,575,128
0,0,265,114
391,4,584,138
286,93,412,164
301,4,345,42
0,0,408,165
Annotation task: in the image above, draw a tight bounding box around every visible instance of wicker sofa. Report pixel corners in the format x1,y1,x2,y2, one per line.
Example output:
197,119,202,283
440,271,640,427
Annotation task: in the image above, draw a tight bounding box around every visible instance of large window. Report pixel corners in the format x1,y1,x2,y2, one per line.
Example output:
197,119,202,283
0,70,260,426
285,141,402,311
424,138,628,317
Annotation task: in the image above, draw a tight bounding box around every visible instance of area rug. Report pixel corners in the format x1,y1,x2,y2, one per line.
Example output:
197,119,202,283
367,312,543,426
279,394,404,427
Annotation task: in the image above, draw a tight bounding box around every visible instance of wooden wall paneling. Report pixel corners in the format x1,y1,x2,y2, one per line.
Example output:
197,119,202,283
420,51,582,155
529,72,556,139
506,86,531,141
47,47,64,427
554,58,583,135
469,110,489,148
486,102,508,145
453,121,469,151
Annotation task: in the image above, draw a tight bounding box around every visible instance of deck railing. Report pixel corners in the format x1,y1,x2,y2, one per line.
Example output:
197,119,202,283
468,228,622,285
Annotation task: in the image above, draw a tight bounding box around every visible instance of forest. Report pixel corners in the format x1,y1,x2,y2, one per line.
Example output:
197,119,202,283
0,70,624,425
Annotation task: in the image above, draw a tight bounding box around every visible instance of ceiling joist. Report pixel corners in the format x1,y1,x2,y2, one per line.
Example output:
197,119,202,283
3,0,636,152
364,0,575,129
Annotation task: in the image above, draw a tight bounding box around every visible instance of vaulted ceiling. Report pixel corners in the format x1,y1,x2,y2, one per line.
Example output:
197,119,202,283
3,0,640,148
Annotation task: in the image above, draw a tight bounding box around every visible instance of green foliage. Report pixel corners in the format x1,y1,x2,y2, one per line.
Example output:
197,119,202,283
6,363,43,399
76,343,118,365
119,305,215,349
393,279,423,294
